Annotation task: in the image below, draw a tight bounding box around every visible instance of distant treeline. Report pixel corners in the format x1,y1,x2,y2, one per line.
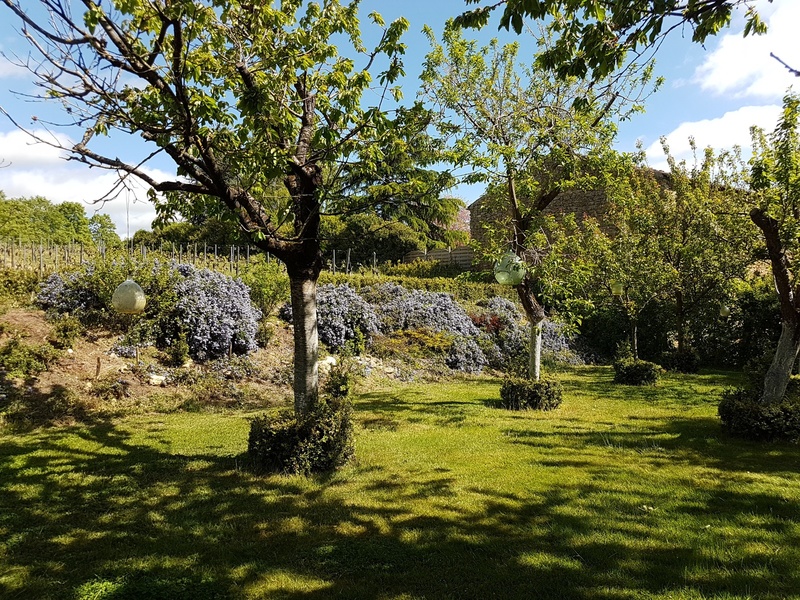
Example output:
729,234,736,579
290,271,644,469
2,192,467,268
0,193,121,248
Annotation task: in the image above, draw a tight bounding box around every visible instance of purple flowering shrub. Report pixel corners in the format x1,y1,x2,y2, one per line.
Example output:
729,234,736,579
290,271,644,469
472,297,583,373
37,257,261,362
446,337,488,373
173,267,262,361
472,297,527,368
541,320,583,366
363,283,481,337
362,283,489,373
280,284,379,353
37,271,103,315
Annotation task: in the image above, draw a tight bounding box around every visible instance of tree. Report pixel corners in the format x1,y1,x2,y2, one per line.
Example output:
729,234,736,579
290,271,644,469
602,142,755,359
420,21,650,379
55,202,93,245
321,213,426,267
749,91,800,404
88,213,122,248
1,0,453,415
0,194,93,244
454,0,769,84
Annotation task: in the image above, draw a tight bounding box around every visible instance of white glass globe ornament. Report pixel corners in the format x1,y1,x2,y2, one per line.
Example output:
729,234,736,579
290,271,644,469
719,305,731,318
112,279,146,315
493,252,526,286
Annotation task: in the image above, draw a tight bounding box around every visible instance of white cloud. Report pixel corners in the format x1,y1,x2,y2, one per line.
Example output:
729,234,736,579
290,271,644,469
0,129,70,167
692,1,800,99
644,104,782,169
0,55,27,79
0,126,182,236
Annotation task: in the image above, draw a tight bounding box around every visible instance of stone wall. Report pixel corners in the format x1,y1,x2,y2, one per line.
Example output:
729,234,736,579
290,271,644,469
467,188,611,249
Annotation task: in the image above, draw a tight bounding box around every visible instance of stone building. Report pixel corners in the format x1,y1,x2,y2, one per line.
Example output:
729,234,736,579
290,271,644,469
467,188,609,249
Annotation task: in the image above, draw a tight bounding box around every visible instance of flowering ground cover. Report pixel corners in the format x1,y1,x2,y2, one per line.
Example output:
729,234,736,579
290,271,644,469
2,367,799,599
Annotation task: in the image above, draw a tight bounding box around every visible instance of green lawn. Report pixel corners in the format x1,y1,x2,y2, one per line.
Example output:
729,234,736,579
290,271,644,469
2,366,799,599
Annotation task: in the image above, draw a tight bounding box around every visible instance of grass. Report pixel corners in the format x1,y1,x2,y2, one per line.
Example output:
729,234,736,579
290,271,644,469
2,366,800,599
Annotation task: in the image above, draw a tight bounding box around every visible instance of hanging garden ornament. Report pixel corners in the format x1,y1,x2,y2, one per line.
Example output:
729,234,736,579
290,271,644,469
610,280,625,297
493,252,526,286
719,305,731,318
112,279,146,315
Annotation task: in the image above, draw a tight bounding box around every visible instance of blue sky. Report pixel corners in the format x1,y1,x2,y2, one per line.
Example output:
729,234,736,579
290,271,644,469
0,0,796,236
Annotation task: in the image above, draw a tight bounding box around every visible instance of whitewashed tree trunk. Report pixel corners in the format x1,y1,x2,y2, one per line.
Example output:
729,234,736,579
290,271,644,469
529,321,542,381
289,275,319,415
761,321,800,405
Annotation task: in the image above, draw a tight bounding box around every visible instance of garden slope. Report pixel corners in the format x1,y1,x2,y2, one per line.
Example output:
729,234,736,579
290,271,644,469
0,308,296,423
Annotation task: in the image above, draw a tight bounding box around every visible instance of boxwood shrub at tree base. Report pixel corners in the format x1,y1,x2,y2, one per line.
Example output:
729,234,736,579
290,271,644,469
660,348,701,374
613,358,662,385
718,387,800,442
499,377,563,411
248,400,354,475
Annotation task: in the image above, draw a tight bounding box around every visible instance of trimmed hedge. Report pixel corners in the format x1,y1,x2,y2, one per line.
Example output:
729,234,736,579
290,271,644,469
613,359,662,386
499,377,563,411
718,387,800,442
319,271,515,303
248,400,354,475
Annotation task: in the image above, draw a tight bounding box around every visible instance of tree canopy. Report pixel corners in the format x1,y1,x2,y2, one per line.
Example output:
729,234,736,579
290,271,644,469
749,91,800,404
0,194,99,245
455,0,769,82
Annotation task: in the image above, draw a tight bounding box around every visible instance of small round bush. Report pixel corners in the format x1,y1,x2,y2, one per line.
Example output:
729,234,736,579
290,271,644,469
719,387,800,442
248,400,355,475
660,348,701,374
499,377,563,411
613,358,662,386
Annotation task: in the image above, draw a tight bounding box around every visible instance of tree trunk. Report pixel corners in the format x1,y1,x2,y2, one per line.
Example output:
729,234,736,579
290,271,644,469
517,277,546,381
289,274,319,415
529,321,542,381
676,290,685,353
750,207,800,405
631,319,639,361
761,321,800,404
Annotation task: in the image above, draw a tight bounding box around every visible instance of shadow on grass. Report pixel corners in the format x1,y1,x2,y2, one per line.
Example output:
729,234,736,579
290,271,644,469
2,415,800,599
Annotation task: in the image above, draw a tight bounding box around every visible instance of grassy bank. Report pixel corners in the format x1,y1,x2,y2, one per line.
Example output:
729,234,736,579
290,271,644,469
2,367,799,599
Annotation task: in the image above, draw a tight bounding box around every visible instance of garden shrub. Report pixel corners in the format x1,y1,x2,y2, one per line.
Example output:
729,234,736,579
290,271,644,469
472,297,527,367
362,283,492,373
660,348,701,374
0,338,61,379
445,336,488,373
173,267,261,360
48,313,83,349
240,256,290,317
370,328,451,359
322,355,362,400
37,258,261,363
363,282,481,337
163,331,190,367
279,284,379,353
613,358,662,386
718,386,800,442
499,377,563,411
540,320,585,367
319,271,514,303
0,268,40,305
248,399,354,475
